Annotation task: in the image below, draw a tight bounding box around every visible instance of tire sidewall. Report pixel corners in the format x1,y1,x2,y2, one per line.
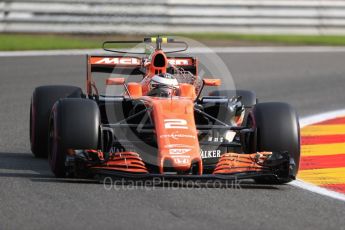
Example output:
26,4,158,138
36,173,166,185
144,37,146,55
48,102,67,177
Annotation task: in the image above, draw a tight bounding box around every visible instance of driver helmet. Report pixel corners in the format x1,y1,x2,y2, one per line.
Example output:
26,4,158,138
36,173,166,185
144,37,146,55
148,73,179,97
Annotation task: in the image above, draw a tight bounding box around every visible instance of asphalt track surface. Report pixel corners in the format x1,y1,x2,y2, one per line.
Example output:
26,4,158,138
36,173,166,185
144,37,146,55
1,51,345,230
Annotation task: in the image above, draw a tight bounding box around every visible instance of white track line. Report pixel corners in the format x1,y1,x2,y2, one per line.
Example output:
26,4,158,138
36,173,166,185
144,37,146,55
2,46,345,57
196,47,345,53
299,109,345,128
291,109,345,203
291,180,345,202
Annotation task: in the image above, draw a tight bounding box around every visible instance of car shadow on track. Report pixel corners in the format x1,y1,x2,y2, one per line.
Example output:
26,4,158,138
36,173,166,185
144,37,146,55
0,152,99,184
0,152,53,178
108,180,281,190
0,152,283,189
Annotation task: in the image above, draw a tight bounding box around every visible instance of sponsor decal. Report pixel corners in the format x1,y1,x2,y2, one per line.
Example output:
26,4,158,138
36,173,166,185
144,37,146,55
173,157,190,164
168,58,192,66
164,119,188,129
92,57,141,65
164,144,193,149
207,136,224,142
160,132,196,140
200,149,221,159
169,148,191,155
109,147,126,153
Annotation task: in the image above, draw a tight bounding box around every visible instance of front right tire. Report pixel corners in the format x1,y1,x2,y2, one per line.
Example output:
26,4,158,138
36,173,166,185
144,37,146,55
252,102,300,184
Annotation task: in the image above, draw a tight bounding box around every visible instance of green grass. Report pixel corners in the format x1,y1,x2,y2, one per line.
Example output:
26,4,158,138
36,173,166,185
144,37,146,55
1,33,345,51
0,34,102,51
177,33,345,46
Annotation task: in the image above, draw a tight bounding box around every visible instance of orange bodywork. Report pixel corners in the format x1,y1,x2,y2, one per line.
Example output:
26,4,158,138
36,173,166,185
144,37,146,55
203,78,221,87
146,50,168,76
213,152,272,174
86,49,272,176
179,83,196,98
127,82,143,99
92,151,149,173
142,96,203,174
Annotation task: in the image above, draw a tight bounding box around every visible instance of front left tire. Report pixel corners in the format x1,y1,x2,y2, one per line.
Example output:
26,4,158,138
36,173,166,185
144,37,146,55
48,98,100,177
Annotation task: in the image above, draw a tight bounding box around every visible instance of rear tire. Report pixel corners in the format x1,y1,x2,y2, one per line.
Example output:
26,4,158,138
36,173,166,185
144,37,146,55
48,98,100,177
30,85,82,158
252,102,300,184
209,90,257,126
209,90,257,107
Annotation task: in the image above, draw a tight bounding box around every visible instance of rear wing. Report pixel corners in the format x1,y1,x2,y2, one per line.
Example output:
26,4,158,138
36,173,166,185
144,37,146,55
88,56,143,74
86,55,197,95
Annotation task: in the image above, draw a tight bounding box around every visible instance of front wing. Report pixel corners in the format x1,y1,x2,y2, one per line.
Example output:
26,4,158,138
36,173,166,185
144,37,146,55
72,151,296,182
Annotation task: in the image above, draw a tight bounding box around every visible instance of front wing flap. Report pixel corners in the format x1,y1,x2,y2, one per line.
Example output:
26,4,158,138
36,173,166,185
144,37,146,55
88,151,295,182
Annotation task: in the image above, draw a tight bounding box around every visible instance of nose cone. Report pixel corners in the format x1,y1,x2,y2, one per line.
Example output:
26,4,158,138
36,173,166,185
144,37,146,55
148,98,203,174
160,149,196,173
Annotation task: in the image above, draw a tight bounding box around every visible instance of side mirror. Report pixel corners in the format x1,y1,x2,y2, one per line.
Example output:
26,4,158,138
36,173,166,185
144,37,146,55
195,78,222,102
106,78,125,85
203,78,221,86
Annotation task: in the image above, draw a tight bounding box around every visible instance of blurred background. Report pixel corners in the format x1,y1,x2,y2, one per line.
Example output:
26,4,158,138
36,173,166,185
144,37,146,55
2,0,345,50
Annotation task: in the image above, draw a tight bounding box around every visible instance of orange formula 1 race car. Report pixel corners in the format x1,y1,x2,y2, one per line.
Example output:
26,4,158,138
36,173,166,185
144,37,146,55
30,37,300,184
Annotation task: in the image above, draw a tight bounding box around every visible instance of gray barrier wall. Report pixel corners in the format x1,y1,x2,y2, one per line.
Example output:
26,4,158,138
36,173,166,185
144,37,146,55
1,0,345,34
